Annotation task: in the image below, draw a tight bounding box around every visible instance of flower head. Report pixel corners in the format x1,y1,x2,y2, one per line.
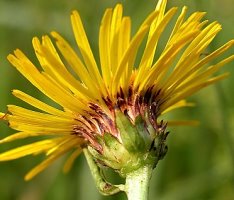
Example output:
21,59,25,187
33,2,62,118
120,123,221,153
0,0,233,181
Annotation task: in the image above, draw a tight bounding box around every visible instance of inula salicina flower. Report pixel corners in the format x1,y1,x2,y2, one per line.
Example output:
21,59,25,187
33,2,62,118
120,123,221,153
0,0,233,198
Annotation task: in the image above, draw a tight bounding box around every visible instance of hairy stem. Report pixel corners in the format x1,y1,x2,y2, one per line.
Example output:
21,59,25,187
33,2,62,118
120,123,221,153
125,164,153,200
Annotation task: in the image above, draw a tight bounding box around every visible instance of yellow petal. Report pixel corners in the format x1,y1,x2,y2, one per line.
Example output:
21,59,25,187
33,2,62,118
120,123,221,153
7,51,84,113
0,132,52,144
0,138,65,161
12,90,72,118
99,8,113,86
63,148,82,173
24,138,83,181
161,73,229,112
71,10,107,97
162,100,195,114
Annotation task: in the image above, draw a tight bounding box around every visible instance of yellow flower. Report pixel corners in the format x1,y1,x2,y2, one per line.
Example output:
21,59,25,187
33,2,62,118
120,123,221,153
0,0,233,181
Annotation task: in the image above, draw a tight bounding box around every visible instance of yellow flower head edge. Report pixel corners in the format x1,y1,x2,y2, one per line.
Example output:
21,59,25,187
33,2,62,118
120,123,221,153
0,0,233,181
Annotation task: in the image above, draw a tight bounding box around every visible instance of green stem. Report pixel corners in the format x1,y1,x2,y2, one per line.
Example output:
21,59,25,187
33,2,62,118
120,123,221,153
83,148,124,196
125,164,153,200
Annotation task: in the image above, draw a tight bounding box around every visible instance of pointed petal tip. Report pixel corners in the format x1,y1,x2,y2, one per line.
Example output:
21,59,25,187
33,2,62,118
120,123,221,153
50,31,58,38
230,39,234,45
7,52,17,62
11,89,20,95
0,140,5,145
182,6,188,10
7,53,13,59
71,10,79,18
0,112,8,121
114,3,123,8
115,3,123,13
24,173,33,181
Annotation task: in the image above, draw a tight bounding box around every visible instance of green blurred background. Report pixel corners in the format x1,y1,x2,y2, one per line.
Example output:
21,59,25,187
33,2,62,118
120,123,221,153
0,0,233,199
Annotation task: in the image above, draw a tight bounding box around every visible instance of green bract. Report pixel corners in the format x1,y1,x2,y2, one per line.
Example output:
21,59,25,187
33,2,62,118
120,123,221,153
88,110,168,177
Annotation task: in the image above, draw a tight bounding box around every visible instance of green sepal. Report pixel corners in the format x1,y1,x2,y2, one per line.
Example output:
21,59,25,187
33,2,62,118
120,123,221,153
88,132,131,171
134,115,152,151
88,109,169,178
115,110,146,153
